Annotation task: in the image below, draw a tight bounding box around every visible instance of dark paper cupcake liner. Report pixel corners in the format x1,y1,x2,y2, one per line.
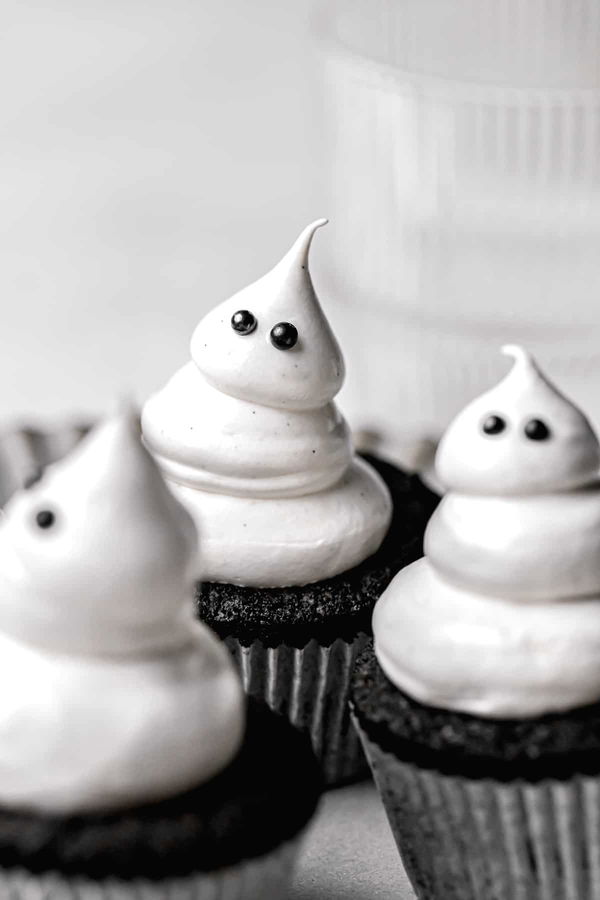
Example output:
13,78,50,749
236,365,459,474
227,634,370,786
0,834,302,899
356,718,600,900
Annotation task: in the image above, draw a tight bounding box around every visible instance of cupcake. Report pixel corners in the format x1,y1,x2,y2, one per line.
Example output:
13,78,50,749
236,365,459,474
351,345,600,899
142,220,437,784
0,412,320,897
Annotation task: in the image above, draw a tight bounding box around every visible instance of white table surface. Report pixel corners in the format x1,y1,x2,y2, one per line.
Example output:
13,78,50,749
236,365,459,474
291,780,415,900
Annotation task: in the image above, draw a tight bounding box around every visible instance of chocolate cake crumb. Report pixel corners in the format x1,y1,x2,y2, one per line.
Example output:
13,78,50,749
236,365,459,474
351,646,600,782
0,700,321,880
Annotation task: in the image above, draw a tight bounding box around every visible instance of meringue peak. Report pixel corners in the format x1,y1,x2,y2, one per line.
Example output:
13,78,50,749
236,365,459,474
502,343,535,365
436,346,600,494
273,217,328,277
501,343,542,376
190,219,344,410
0,412,196,655
501,344,569,400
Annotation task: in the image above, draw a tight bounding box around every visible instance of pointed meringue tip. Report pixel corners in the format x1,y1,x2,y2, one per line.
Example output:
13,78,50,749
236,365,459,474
501,344,546,383
90,404,141,447
502,344,538,369
501,344,529,363
111,398,141,432
287,218,329,267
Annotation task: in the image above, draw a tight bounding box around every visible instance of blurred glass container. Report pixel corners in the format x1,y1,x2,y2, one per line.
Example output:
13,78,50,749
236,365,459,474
319,0,600,463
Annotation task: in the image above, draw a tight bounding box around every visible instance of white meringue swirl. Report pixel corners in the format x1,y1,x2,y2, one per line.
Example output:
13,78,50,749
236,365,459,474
0,414,245,813
143,362,352,499
374,557,600,719
374,346,600,718
142,221,391,587
436,344,600,495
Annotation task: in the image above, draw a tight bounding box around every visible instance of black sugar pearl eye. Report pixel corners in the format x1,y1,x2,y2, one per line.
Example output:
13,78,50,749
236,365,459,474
270,322,298,350
481,415,506,436
231,310,257,335
524,418,551,441
35,510,55,529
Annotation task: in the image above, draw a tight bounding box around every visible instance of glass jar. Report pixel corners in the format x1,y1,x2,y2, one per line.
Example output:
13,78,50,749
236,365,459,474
319,0,600,463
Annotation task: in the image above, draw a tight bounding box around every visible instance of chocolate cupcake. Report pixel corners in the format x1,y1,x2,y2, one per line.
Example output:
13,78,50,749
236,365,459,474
352,346,600,899
142,220,437,784
0,413,320,897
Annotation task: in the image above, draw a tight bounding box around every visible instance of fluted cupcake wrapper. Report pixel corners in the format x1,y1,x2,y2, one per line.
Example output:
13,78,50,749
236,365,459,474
0,835,302,900
226,635,369,786
355,719,600,900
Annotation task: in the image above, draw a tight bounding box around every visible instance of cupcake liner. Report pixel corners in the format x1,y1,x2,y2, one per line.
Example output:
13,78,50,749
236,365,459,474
226,634,370,786
0,834,302,900
356,719,600,900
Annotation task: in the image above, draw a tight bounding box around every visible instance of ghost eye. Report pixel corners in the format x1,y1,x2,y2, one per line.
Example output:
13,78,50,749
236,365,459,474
231,310,257,335
270,322,298,350
481,415,506,436
35,510,55,529
524,418,551,441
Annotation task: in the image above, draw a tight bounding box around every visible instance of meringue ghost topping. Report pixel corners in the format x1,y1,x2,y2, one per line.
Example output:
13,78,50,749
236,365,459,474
436,345,600,495
0,413,244,812
0,413,197,655
190,219,344,411
373,347,600,718
142,222,392,587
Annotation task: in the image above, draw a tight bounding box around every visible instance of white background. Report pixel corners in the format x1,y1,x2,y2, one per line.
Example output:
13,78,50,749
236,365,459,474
0,0,326,427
